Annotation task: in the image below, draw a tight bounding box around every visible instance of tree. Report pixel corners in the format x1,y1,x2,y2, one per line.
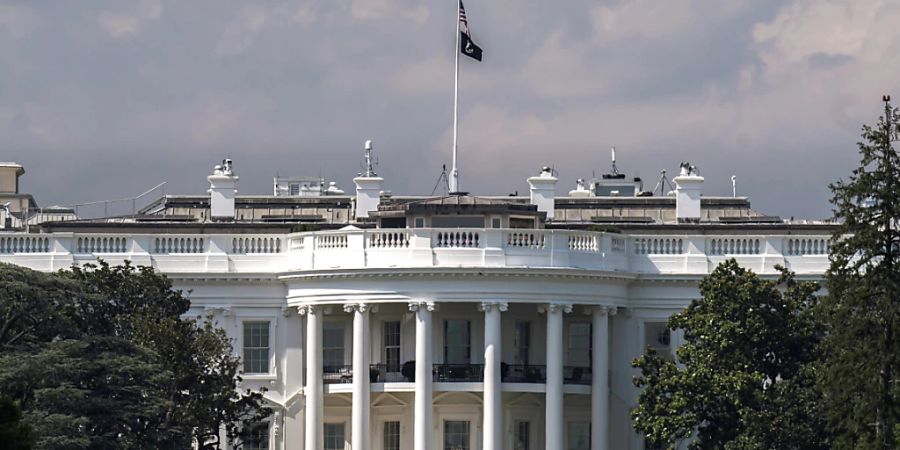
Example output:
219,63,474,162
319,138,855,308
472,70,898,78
0,261,270,449
820,96,900,449
631,260,827,449
0,396,33,450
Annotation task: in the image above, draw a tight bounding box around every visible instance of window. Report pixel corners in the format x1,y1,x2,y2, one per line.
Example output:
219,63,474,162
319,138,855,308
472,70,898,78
515,321,531,364
243,322,270,374
414,217,425,228
289,183,300,196
324,323,345,368
444,319,471,364
567,421,590,450
324,423,345,450
383,421,400,450
384,321,401,372
644,322,671,359
443,420,470,450
514,420,531,450
567,322,592,367
243,422,269,450
490,217,502,228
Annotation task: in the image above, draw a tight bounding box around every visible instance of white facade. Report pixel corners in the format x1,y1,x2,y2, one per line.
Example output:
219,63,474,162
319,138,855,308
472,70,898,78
0,227,831,450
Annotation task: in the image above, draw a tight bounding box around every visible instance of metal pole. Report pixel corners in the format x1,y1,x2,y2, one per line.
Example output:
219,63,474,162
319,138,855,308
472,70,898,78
450,1,461,194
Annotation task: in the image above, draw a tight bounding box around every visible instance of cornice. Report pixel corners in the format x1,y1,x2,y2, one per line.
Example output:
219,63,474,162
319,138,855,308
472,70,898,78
277,266,636,282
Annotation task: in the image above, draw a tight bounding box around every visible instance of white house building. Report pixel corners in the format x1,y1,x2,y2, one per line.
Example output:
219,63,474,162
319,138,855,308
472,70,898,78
0,152,833,450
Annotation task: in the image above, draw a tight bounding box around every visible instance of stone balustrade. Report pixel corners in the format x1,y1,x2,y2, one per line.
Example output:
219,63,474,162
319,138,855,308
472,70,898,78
0,229,832,275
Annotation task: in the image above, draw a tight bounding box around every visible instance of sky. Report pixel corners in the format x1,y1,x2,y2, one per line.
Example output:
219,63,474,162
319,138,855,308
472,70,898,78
2,0,899,220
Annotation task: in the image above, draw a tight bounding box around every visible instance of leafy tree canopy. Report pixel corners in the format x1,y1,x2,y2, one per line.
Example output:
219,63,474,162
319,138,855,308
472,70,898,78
632,259,827,450
0,261,269,449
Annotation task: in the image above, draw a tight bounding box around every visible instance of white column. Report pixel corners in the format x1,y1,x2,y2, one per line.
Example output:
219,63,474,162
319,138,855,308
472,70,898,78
410,301,435,450
591,306,615,450
544,303,571,450
346,303,371,450
480,302,507,450
298,305,323,450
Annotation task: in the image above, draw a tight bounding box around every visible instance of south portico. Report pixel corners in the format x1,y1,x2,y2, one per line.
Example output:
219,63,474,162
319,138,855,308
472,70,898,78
284,270,628,450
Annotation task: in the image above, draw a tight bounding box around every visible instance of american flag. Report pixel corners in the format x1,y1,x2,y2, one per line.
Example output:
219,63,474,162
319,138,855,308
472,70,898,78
459,0,469,35
458,0,482,61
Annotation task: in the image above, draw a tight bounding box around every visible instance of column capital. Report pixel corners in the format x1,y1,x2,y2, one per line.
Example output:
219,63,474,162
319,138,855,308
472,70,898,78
590,305,618,316
343,303,371,314
478,301,509,313
539,302,572,314
296,305,318,316
408,301,436,312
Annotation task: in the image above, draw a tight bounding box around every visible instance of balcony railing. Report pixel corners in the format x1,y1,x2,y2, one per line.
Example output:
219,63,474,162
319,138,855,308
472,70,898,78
0,229,833,276
323,365,353,384
369,364,408,382
321,362,600,386
563,366,592,385
433,364,484,382
502,364,547,383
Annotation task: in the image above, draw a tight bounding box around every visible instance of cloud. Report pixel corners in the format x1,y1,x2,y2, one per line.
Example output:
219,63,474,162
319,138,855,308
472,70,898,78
753,0,900,71
216,6,270,56
591,0,749,43
349,0,428,25
96,0,162,38
0,4,38,39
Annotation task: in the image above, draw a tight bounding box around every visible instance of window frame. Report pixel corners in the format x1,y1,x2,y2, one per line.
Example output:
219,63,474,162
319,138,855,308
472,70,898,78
442,419,472,450
240,319,275,378
383,320,401,373
324,421,347,450
443,319,472,365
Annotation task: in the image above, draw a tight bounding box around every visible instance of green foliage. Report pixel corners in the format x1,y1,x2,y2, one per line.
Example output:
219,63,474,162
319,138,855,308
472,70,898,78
632,259,827,449
0,261,270,449
0,396,33,450
821,99,900,449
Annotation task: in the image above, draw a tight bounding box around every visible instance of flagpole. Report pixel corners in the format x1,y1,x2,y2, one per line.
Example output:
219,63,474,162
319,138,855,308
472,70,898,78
450,1,460,194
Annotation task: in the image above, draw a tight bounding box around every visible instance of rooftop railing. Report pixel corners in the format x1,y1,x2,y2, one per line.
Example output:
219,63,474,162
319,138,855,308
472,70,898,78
0,229,832,275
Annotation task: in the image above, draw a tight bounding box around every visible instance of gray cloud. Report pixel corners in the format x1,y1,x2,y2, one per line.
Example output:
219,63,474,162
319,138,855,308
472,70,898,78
3,0,899,219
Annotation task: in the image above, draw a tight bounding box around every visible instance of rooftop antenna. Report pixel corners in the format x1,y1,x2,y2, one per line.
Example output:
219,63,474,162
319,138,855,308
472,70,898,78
653,169,674,196
731,175,737,197
431,164,450,196
610,146,619,175
363,140,377,177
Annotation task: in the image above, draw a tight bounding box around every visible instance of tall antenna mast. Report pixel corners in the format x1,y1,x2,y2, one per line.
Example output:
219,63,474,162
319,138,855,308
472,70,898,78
610,146,619,175
653,169,674,196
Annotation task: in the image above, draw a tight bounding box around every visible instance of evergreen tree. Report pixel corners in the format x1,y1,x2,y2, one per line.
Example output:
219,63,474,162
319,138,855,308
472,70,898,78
0,396,33,450
0,261,270,449
821,96,900,449
632,260,827,449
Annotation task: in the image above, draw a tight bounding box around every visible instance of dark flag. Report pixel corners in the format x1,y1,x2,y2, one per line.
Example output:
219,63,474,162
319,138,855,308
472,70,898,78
459,1,482,61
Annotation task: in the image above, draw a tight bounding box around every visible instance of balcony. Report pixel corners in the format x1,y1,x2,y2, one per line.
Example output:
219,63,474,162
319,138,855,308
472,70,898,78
563,366,592,385
323,363,594,387
323,365,353,384
369,364,407,382
502,364,547,383
433,364,484,382
0,229,833,276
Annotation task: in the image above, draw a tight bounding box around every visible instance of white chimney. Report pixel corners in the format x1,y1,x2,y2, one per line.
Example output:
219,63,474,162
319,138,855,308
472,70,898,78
528,166,558,220
208,159,238,220
568,178,591,197
673,162,704,222
354,140,384,219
